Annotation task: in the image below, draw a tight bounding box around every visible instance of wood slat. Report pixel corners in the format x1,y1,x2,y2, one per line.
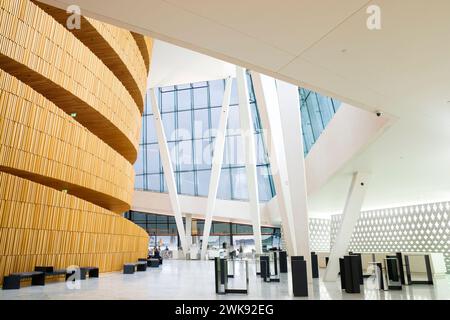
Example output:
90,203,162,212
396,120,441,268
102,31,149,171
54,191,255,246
131,32,152,74
0,0,153,281
0,0,141,163
0,172,148,285
32,1,147,113
0,69,134,212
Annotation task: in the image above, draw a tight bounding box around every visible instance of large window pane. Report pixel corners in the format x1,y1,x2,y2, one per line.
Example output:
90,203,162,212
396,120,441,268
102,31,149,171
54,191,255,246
135,175,143,189
209,79,224,107
133,212,147,222
217,168,232,199
177,89,191,111
145,144,160,174
146,174,161,192
161,91,175,113
177,140,193,171
193,108,210,139
180,171,195,195
157,215,168,223
235,224,253,235
194,138,212,170
162,112,176,141
145,114,157,143
196,170,211,197
231,167,248,200
213,222,230,235
209,107,221,136
193,87,208,109
177,110,192,140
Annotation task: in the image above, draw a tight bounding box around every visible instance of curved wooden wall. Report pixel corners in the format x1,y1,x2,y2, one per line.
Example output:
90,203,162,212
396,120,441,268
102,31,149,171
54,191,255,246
132,32,153,74
0,0,153,284
0,70,134,213
32,1,148,113
0,172,149,277
0,0,141,162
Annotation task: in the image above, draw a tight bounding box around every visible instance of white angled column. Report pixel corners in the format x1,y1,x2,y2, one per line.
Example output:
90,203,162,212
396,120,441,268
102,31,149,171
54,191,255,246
236,67,263,254
276,79,312,282
250,72,296,256
200,77,232,260
186,213,193,248
323,172,370,282
150,88,189,257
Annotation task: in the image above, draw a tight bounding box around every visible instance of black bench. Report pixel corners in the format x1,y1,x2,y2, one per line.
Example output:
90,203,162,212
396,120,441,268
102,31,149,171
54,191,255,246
35,266,70,280
149,255,163,265
2,272,45,290
138,258,160,268
149,259,159,268
138,258,151,267
79,267,99,280
35,266,99,280
123,262,147,274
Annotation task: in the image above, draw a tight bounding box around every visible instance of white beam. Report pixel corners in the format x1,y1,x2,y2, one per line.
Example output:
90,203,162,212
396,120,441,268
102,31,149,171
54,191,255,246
236,67,263,254
200,77,232,260
276,80,312,282
323,172,370,282
150,88,188,257
250,71,296,256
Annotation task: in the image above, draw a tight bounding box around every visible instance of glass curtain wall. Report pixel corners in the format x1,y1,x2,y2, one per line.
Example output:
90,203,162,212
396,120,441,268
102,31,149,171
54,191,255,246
135,73,275,201
134,74,342,202
299,88,342,155
124,211,281,252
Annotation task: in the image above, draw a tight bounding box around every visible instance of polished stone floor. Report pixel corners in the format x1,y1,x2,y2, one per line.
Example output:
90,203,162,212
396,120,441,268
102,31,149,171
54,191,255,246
1,260,449,300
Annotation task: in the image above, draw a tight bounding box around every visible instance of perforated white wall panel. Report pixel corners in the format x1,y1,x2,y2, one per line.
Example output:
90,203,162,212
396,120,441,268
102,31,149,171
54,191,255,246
309,218,331,252
329,202,450,273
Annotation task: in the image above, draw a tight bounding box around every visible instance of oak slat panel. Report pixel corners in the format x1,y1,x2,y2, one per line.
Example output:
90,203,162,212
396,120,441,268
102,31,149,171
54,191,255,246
0,70,134,212
32,1,147,113
131,32,152,74
0,0,141,163
0,172,148,284
0,0,152,283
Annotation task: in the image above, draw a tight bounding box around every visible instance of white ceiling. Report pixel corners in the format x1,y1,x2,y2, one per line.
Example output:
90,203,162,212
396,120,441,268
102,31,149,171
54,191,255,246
39,0,450,216
148,40,235,88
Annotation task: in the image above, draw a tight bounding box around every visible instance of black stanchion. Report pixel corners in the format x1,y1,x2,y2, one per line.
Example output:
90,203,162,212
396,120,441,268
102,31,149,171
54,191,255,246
311,252,319,278
279,251,288,273
291,256,308,297
342,255,361,293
